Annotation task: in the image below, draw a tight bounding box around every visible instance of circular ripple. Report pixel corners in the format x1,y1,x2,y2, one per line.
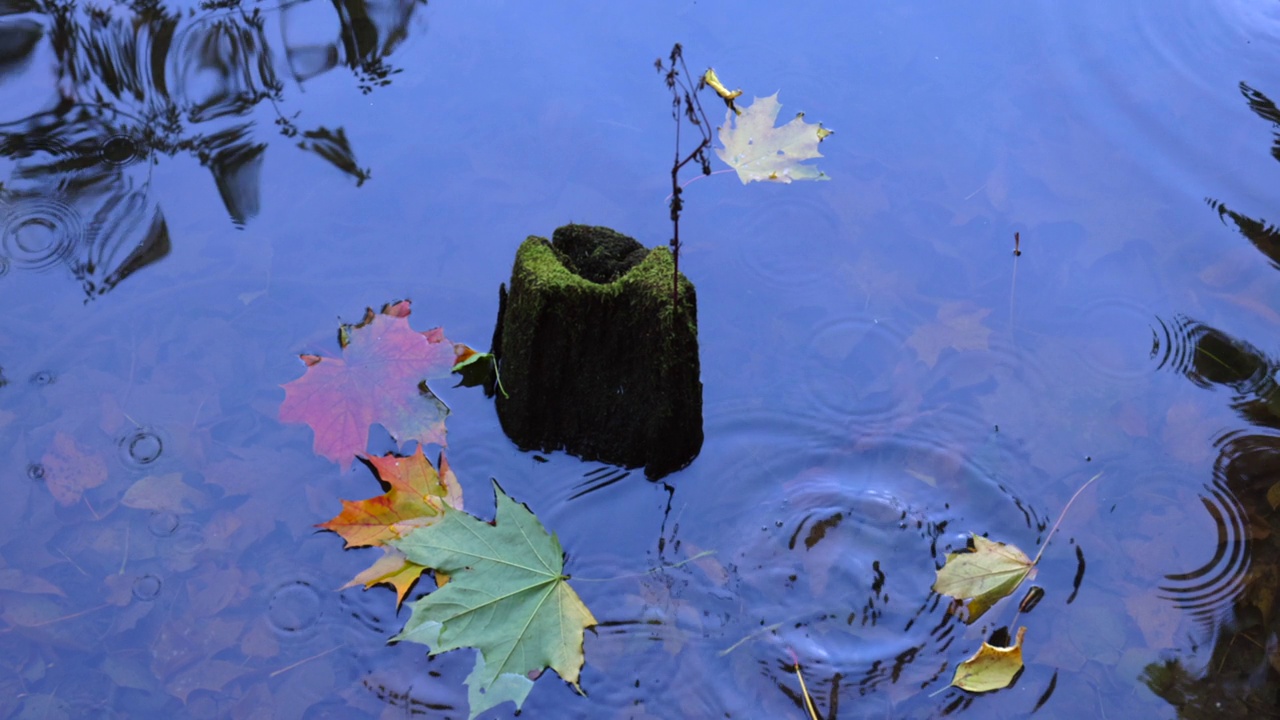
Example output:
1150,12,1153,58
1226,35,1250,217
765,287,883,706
99,135,142,166
722,191,842,294
28,370,55,385
159,520,205,567
1152,315,1268,391
147,511,178,537
799,315,914,424
26,463,44,480
1070,298,1159,381
131,574,162,601
1157,477,1248,629
677,423,1043,714
268,580,323,636
1,199,82,269
118,426,164,468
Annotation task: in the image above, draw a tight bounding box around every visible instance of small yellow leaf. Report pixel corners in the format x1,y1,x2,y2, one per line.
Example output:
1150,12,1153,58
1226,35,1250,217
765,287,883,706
1267,480,1280,510
950,626,1026,693
703,68,742,115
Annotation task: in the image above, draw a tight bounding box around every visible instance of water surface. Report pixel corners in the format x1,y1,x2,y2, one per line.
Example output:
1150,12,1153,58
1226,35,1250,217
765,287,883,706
3,0,1280,718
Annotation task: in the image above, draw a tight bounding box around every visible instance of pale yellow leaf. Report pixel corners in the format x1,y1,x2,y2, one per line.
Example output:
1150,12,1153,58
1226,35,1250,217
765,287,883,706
715,94,830,184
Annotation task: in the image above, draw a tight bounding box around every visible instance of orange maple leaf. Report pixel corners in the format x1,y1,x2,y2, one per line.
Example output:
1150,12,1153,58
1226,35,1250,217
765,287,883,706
319,446,463,548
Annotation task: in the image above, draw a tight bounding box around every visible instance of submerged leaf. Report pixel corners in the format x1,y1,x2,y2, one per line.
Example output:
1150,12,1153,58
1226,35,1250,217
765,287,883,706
279,300,456,469
933,535,1034,623
391,481,597,713
716,93,830,184
42,431,107,507
949,626,1027,693
905,301,993,368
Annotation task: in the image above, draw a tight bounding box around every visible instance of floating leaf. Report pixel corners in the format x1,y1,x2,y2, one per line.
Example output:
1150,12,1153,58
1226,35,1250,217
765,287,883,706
467,652,536,719
949,626,1027,693
715,93,830,184
451,344,508,397
320,447,462,548
934,535,1035,623
279,300,457,469
321,447,461,605
340,547,436,608
391,481,597,716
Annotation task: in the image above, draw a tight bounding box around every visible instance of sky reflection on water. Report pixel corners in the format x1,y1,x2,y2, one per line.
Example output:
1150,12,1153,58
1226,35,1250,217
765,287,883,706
2,0,1280,718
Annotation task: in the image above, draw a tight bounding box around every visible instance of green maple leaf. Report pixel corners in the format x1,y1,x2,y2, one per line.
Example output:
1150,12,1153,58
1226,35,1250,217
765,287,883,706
932,535,1035,623
390,481,597,716
716,93,832,184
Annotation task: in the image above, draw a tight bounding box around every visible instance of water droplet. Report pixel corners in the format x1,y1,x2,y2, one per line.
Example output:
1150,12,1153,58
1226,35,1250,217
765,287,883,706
118,427,163,467
268,580,322,635
28,370,55,385
99,135,141,166
1,199,82,269
27,463,44,480
132,574,162,601
165,521,205,556
148,511,178,537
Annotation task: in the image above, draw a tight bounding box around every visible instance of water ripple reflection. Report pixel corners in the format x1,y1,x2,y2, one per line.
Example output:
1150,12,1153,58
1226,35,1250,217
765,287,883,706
673,408,1045,716
1157,476,1249,629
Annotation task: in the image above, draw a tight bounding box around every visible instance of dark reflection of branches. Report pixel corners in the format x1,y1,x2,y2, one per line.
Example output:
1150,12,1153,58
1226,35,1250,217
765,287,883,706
1240,82,1280,162
1148,316,1280,718
0,0,423,299
1207,198,1280,270
1206,83,1280,270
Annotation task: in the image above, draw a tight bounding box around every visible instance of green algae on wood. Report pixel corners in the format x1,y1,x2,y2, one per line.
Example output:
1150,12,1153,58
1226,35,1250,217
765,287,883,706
491,224,702,478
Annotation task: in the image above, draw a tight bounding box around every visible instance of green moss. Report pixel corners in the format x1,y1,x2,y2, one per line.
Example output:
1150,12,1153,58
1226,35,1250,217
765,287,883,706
494,230,702,478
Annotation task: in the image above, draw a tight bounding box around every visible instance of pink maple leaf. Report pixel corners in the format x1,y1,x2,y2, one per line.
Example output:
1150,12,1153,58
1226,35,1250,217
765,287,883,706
279,300,459,469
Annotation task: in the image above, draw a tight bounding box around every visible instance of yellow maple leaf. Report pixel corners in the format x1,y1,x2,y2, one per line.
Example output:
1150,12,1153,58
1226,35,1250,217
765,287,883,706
949,626,1026,693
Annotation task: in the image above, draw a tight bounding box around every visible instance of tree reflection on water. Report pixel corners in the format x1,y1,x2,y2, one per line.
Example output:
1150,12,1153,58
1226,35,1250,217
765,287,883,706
1147,320,1280,714
0,0,423,299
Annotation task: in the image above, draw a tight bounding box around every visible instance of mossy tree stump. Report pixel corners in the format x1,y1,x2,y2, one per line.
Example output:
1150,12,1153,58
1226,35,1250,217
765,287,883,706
491,224,702,478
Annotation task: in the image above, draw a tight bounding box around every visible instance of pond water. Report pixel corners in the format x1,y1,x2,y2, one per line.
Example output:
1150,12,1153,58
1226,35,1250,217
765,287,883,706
2,0,1280,718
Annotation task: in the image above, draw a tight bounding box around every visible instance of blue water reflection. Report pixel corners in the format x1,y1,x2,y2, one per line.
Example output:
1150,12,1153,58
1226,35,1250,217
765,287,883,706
1,0,1279,717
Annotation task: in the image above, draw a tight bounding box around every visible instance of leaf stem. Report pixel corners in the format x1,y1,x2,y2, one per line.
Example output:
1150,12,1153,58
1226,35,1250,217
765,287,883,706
1029,471,1102,568
787,648,820,720
572,550,717,582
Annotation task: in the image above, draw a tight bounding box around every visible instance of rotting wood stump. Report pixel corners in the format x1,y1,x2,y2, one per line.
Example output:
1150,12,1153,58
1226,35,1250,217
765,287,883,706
491,224,702,478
